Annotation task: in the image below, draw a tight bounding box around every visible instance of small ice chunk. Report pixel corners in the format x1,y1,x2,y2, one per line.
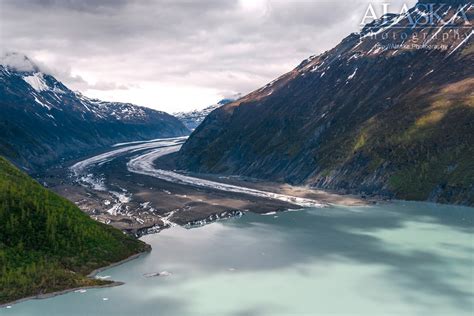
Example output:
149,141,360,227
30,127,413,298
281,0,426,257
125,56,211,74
158,271,172,277
144,271,172,278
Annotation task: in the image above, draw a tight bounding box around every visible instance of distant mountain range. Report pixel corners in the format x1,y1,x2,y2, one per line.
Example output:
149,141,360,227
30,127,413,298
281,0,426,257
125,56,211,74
0,53,189,171
177,1,474,205
174,98,236,130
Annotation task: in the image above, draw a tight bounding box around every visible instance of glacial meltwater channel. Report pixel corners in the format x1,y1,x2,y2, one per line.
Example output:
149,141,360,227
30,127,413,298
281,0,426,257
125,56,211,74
3,201,473,316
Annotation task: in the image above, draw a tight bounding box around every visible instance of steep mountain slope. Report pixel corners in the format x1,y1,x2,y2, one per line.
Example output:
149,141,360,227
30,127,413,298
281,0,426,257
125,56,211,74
0,157,149,304
0,54,189,171
177,1,474,205
174,98,235,130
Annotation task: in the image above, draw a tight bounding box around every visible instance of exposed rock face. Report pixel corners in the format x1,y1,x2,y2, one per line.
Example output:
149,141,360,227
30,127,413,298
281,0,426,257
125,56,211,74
177,2,474,205
0,53,189,171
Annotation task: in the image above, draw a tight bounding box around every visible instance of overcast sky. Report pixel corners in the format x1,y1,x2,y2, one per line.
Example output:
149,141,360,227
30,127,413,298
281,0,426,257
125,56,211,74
0,0,416,112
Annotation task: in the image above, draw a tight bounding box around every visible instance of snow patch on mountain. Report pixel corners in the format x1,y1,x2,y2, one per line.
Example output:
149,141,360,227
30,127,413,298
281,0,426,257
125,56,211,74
347,68,358,81
23,73,49,92
33,95,51,110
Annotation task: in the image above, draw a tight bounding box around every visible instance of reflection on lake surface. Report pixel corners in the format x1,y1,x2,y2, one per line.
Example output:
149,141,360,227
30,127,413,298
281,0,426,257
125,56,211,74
4,201,474,316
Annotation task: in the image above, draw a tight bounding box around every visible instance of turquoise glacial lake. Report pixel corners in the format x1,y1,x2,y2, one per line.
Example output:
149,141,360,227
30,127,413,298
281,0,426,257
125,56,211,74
3,201,473,316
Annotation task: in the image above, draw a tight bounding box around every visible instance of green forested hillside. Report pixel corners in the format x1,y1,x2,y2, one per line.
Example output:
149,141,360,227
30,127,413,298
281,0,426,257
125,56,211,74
0,157,150,304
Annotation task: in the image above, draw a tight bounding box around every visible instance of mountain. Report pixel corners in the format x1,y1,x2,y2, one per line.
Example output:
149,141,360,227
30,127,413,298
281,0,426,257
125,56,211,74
0,53,189,171
0,156,149,304
177,1,474,206
174,98,236,130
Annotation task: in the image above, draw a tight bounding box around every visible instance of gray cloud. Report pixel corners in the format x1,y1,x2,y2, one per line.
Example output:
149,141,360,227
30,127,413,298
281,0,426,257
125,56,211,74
1,0,130,12
0,52,37,72
0,51,132,92
0,0,416,111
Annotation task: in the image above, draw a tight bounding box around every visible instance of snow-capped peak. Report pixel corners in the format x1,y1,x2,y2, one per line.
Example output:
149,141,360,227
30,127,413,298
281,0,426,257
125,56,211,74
175,98,237,130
